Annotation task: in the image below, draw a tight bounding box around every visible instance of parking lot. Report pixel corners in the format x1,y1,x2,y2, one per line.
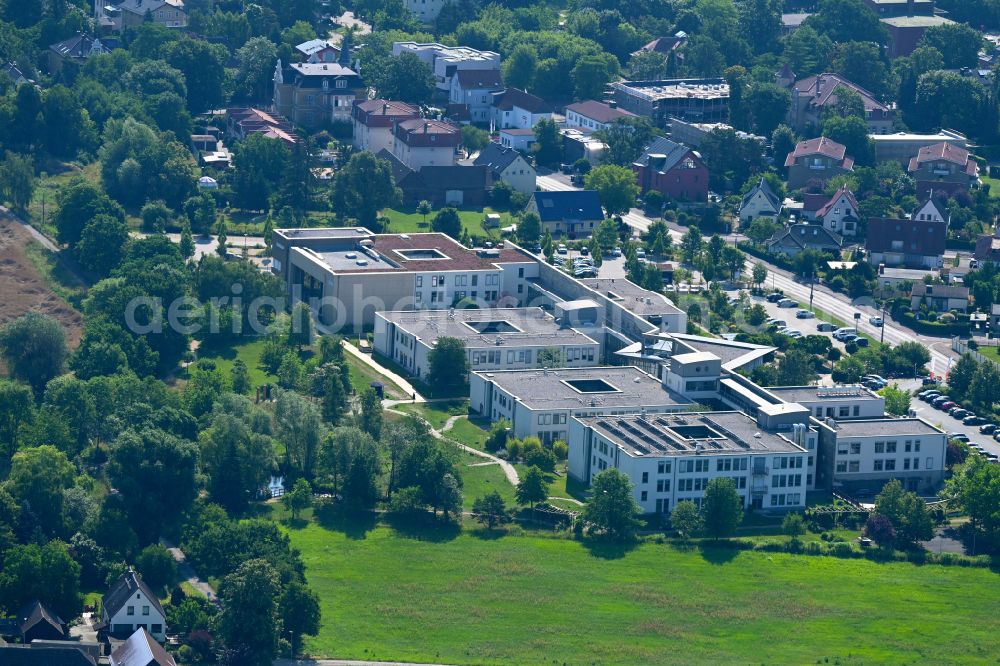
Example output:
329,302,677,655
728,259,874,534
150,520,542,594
911,393,1000,460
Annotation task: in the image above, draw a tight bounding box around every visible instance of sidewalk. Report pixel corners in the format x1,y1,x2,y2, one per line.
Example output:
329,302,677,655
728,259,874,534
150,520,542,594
335,337,424,403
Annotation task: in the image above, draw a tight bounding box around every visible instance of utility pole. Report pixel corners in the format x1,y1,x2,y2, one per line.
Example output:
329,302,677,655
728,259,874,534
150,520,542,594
809,270,815,311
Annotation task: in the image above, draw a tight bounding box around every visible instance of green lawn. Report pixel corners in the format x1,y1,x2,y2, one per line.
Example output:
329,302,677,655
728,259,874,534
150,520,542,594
194,338,276,390
981,174,1000,199
395,400,470,429
457,449,516,511
975,344,1000,364
28,162,101,237
284,521,1000,664
445,417,489,449
381,207,510,239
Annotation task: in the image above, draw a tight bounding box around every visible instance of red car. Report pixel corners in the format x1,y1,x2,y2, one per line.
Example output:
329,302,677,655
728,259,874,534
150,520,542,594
939,401,957,411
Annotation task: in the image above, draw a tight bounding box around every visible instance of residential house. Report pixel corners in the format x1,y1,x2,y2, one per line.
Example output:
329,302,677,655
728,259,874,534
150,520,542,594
225,107,297,146
12,601,67,643
109,628,176,666
738,177,782,223
102,0,187,31
528,190,605,238
907,141,979,198
473,143,536,194
866,216,946,268
632,137,709,201
782,73,895,133
561,128,606,164
100,570,166,641
490,88,552,130
0,644,97,666
564,100,636,132
449,69,504,124
273,61,365,128
391,42,500,93
975,231,1000,262
381,149,490,207
632,32,688,58
909,283,969,312
784,137,854,190
876,265,936,293
499,127,536,151
295,39,340,63
611,78,730,128
990,303,1000,330
911,197,948,224
391,118,461,169
404,0,449,24
767,224,843,257
2,62,30,87
351,99,420,154
781,13,811,34
47,33,105,73
811,185,860,237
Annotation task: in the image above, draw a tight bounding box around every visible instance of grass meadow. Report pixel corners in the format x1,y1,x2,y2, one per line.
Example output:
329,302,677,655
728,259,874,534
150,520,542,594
281,515,1000,665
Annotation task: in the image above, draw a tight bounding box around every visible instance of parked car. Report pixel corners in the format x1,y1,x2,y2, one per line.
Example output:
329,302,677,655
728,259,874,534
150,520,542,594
864,375,888,384
949,433,970,443
842,334,859,344
931,396,951,407
833,328,856,340
796,309,815,319
816,322,838,332
786,330,803,338
980,423,997,434
869,316,883,326
855,337,870,347
766,292,784,303
921,376,938,385
612,247,622,257
940,401,957,411
964,415,985,426
580,245,590,256
949,408,969,418
636,249,646,259
557,244,568,255
777,298,799,308
993,430,1000,442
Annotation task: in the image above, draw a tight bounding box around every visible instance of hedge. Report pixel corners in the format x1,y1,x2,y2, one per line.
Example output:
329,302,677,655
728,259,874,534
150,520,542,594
894,309,970,336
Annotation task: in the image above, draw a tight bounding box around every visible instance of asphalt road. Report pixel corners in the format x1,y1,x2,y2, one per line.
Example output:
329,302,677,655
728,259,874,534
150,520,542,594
911,394,1000,459
535,173,957,379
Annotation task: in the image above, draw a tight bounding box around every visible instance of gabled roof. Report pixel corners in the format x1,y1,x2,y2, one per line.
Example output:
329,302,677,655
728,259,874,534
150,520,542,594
289,62,357,78
564,100,636,125
102,571,164,622
48,33,102,59
491,88,552,114
740,177,781,213
109,628,176,666
0,645,96,666
908,141,977,176
785,137,853,169
802,192,831,213
295,39,336,56
473,143,526,172
815,185,859,219
793,73,891,115
768,224,843,250
532,190,604,222
115,0,184,16
454,68,503,90
375,148,413,183
866,217,946,255
401,165,491,191
910,283,969,300
637,33,688,54
633,136,699,172
17,601,65,638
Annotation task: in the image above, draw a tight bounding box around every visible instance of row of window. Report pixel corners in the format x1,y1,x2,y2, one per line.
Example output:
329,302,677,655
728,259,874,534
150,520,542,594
417,273,500,288
770,493,802,506
815,405,862,418
537,413,568,425
773,456,803,469
771,474,803,488
838,440,922,456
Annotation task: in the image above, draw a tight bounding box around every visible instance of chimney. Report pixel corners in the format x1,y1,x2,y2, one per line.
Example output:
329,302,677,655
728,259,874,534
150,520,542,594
423,122,429,133
382,102,388,114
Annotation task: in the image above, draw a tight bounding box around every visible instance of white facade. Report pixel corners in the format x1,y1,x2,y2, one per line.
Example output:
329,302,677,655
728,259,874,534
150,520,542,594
739,188,781,223
824,419,947,494
569,413,811,514
392,136,457,170
492,104,552,131
449,77,498,124
404,0,447,23
493,154,537,194
391,42,501,92
818,189,859,237
565,108,615,132
353,121,394,155
767,385,885,421
499,129,535,151
663,352,722,400
104,592,166,641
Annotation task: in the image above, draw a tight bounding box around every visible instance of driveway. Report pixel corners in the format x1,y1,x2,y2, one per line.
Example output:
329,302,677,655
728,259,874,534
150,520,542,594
910,396,1000,459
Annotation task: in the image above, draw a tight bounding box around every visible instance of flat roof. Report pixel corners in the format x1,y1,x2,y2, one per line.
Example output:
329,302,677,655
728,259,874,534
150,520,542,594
881,15,953,27
672,351,719,364
766,385,881,403
582,278,685,317
295,233,534,274
275,227,373,241
834,418,945,438
379,307,598,349
612,78,729,102
474,366,691,410
580,411,807,458
758,402,811,417
669,333,775,371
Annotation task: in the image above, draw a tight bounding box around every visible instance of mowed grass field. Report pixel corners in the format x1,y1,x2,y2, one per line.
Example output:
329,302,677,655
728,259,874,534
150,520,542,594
286,521,1000,665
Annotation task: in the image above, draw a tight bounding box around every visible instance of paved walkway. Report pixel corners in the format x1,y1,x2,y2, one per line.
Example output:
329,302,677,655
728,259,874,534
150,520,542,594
3,206,58,251
163,541,216,601
335,338,424,403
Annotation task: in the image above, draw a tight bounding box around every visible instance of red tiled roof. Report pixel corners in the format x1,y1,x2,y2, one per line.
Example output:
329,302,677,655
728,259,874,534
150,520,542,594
353,99,420,128
908,142,977,176
785,137,851,167
393,118,461,147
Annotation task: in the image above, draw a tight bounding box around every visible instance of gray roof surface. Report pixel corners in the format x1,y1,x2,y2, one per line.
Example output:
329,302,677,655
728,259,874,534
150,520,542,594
669,334,774,370
0,646,96,666
110,628,176,666
634,136,695,172
740,177,781,213
474,366,691,410
473,143,524,172
581,278,685,317
766,385,881,403
834,418,944,438
580,411,807,458
102,571,164,622
379,307,597,349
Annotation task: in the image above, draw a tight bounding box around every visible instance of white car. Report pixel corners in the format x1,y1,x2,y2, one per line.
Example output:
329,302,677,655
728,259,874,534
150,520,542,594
612,247,622,257
777,298,799,308
869,316,883,326
795,309,816,319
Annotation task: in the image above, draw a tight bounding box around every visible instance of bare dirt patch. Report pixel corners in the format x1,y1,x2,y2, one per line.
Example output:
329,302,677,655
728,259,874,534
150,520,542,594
0,217,83,348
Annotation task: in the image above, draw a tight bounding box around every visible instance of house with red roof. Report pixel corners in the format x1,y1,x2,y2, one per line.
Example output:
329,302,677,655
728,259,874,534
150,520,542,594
907,141,979,198
352,100,420,155
800,185,861,237
785,137,854,190
783,73,895,133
